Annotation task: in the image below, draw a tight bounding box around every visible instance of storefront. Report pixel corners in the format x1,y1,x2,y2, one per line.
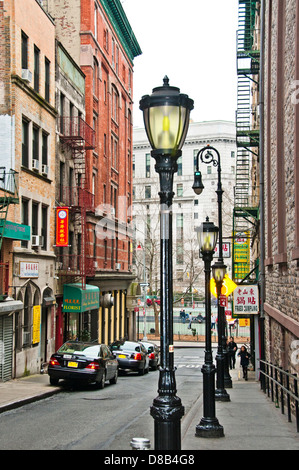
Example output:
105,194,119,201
62,283,100,342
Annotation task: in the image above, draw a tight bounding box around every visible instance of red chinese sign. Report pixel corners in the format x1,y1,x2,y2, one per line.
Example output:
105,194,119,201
56,207,69,247
233,285,259,315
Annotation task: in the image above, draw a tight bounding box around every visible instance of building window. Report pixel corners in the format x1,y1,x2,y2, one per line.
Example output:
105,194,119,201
32,126,39,168
42,132,48,167
93,58,99,96
22,118,29,167
177,183,183,197
32,202,39,237
21,31,28,69
112,86,119,122
146,153,151,178
177,156,182,176
41,205,48,250
133,154,135,178
45,58,50,102
94,3,98,40
112,38,115,69
145,185,151,199
34,46,40,93
60,93,65,133
104,28,109,51
21,198,29,248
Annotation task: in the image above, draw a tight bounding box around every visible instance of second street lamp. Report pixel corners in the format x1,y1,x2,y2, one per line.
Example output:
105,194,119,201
140,77,194,450
193,145,232,396
195,218,224,438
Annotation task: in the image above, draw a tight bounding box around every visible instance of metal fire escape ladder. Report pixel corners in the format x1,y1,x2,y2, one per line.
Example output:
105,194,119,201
0,169,19,252
57,117,96,288
233,0,260,282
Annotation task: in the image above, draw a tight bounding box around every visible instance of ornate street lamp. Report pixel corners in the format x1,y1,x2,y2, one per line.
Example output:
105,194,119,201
193,145,232,395
140,77,194,450
195,217,224,438
212,259,230,401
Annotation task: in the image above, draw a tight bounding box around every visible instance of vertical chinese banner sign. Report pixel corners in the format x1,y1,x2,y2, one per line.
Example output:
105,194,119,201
56,207,69,247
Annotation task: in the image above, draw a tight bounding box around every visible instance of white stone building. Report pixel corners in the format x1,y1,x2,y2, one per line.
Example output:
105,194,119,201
132,121,237,297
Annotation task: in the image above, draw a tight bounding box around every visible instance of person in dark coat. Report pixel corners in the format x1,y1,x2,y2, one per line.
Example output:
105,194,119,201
238,345,251,380
227,336,238,369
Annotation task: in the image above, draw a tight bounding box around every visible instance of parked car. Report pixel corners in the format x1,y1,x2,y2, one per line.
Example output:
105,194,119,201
111,340,149,375
48,341,118,388
139,341,160,370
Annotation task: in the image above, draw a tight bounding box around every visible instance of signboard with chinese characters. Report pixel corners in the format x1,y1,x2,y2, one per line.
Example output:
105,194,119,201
19,261,39,278
56,207,69,247
32,305,41,344
214,242,231,258
233,232,250,280
233,285,259,315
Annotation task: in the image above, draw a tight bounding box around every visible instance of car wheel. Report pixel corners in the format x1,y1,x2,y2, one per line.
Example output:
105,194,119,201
110,368,118,385
97,372,106,389
138,364,145,375
49,377,59,386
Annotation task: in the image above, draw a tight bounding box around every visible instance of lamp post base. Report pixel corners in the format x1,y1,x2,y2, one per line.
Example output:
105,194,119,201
215,388,230,401
151,395,184,450
195,417,224,438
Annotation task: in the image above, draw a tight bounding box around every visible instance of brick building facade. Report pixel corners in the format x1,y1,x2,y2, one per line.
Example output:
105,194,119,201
46,0,141,345
0,0,56,378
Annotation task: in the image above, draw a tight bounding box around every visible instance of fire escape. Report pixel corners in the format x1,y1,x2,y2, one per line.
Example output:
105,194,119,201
56,116,96,288
233,0,260,282
0,169,19,300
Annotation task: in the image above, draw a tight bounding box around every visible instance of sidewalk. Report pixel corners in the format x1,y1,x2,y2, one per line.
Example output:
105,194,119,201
182,367,299,451
0,346,298,450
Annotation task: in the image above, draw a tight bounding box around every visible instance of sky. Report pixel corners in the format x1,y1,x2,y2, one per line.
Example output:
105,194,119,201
121,0,239,128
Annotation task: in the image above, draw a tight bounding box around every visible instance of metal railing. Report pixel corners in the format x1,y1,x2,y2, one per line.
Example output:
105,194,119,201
259,360,299,432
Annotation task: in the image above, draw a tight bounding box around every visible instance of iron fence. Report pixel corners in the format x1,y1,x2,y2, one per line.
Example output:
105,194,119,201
259,360,299,432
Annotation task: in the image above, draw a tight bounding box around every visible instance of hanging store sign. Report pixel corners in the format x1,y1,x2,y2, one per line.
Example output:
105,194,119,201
233,285,259,315
32,305,41,344
56,207,69,247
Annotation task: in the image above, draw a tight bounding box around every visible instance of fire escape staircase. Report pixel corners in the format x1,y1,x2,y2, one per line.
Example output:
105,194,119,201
0,170,19,300
233,0,260,281
57,117,96,288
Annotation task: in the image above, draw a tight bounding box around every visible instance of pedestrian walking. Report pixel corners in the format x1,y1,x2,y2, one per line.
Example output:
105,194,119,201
188,312,193,329
238,345,251,380
211,314,216,330
227,336,237,369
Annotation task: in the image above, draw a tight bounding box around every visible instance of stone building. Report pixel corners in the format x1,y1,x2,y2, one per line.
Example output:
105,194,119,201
262,0,299,371
133,121,237,298
0,0,56,379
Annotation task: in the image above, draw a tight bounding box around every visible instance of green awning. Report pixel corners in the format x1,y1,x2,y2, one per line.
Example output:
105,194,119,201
63,283,100,313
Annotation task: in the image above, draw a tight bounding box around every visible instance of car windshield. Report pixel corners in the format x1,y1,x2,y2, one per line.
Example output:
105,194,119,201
58,342,100,357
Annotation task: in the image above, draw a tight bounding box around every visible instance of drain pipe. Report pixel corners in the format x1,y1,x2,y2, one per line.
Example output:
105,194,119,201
258,0,266,384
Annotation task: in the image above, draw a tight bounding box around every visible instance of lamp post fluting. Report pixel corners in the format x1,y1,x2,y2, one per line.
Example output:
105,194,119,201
193,145,232,397
140,77,194,450
195,218,224,438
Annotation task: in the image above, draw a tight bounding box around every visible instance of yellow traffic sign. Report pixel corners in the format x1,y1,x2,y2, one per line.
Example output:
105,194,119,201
210,274,238,298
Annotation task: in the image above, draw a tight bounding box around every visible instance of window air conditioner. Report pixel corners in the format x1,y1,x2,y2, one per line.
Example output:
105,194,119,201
42,164,49,176
32,235,44,247
115,263,121,270
32,159,39,171
22,69,32,83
